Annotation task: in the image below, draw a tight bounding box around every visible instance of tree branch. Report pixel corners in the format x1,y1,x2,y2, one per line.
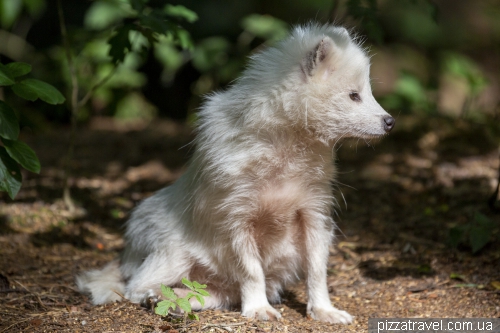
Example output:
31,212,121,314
57,1,119,214
57,0,78,213
77,67,117,109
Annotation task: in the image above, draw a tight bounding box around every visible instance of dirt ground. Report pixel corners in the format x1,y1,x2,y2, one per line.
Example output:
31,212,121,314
1,115,499,333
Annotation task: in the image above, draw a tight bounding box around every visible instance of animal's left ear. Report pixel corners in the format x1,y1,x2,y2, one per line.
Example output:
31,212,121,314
303,36,335,77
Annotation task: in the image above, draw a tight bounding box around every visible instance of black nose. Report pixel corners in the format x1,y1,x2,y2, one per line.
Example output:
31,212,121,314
383,116,395,132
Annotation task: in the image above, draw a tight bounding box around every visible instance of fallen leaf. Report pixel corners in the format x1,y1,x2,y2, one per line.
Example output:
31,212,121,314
338,241,359,250
491,281,500,290
30,318,42,327
450,273,466,281
159,324,173,331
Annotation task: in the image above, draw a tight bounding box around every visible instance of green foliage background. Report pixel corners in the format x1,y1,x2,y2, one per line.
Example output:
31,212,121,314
0,0,499,203
0,0,498,126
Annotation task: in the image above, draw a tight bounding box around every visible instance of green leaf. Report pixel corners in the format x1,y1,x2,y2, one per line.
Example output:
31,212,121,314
84,1,131,30
196,289,210,297
108,24,133,64
163,5,198,23
129,0,146,12
139,12,169,34
5,62,32,77
155,299,175,316
443,53,488,95
0,100,19,140
394,73,427,105
241,14,288,42
181,277,193,290
0,147,22,199
192,37,230,72
160,284,177,300
140,28,159,46
187,313,199,321
2,139,40,173
473,212,497,228
417,264,432,274
450,273,466,281
0,0,22,29
0,63,15,86
447,225,466,248
176,297,191,313
12,79,65,104
194,294,205,308
175,28,193,50
469,226,490,253
192,281,207,289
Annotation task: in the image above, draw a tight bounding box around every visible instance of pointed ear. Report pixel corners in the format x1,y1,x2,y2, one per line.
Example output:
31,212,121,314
303,37,334,77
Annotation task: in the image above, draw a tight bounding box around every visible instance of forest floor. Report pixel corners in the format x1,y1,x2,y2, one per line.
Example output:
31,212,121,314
0,115,499,333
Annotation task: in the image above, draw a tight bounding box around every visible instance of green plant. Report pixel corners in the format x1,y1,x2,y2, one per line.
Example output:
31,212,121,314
240,14,288,43
0,61,65,199
441,52,488,117
448,212,498,253
380,71,431,113
155,278,210,322
56,0,197,212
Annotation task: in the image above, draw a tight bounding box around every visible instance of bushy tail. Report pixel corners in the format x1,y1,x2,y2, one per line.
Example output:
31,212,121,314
76,260,125,305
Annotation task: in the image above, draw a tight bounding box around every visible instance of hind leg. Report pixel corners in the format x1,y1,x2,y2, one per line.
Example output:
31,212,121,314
124,251,191,305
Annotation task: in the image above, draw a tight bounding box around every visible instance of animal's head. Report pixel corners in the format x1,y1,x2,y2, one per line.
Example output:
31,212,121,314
279,25,395,142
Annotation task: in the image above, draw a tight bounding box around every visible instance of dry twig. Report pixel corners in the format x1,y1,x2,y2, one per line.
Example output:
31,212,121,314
13,280,48,310
0,317,32,333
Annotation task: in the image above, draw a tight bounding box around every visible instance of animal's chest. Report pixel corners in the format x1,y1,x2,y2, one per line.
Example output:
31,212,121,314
248,145,334,249
249,177,328,267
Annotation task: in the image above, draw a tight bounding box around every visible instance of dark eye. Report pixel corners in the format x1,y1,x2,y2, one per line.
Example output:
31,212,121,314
349,92,361,102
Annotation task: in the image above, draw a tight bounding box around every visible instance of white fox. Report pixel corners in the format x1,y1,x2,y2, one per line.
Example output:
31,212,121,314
77,23,394,324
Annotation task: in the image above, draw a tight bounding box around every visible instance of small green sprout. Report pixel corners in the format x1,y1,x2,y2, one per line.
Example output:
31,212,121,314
155,277,210,321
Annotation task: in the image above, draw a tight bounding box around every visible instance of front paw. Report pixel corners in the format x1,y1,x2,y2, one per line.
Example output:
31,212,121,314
242,305,282,321
308,306,353,324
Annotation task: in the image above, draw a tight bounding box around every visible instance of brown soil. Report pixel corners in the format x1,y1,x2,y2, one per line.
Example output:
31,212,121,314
1,115,499,333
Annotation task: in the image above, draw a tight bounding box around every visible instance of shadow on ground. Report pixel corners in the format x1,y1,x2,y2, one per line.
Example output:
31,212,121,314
0,115,499,332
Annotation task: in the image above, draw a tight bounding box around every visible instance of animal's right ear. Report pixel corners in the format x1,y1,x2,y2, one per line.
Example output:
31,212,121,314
302,36,335,78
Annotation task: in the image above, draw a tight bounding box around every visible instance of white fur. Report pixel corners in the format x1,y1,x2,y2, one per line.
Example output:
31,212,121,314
76,23,394,324
76,260,125,304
